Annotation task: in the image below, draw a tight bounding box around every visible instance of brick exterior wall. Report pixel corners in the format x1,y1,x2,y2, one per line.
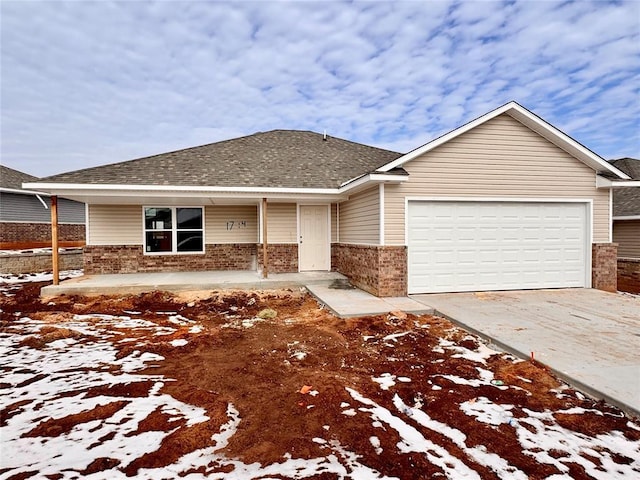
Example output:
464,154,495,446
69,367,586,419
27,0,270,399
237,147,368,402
0,249,83,274
592,243,618,292
83,244,257,275
332,243,407,297
617,258,640,294
257,244,298,273
0,222,85,247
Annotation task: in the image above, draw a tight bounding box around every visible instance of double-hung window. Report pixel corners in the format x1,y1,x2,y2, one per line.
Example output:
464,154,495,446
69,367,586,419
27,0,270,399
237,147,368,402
144,207,204,254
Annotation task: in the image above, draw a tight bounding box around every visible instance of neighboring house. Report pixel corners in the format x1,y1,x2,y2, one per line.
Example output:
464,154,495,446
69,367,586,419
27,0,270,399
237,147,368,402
25,102,630,296
0,165,86,249
609,158,640,258
608,158,640,294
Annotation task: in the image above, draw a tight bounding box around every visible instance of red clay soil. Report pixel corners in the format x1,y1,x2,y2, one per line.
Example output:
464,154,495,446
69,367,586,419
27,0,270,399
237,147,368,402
1,281,639,479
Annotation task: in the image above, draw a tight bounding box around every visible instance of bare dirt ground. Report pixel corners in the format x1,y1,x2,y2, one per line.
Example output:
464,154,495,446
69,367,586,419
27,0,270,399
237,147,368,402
1,275,639,479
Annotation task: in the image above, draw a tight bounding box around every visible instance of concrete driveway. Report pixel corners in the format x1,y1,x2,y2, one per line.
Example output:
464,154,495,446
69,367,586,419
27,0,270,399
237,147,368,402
412,289,640,417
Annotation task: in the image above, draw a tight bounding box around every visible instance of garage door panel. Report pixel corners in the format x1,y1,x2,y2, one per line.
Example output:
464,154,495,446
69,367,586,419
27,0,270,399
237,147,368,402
408,201,588,294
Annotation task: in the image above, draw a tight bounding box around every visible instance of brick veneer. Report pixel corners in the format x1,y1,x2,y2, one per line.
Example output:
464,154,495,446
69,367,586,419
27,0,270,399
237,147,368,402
83,244,257,275
617,258,640,294
591,243,618,292
332,243,407,297
257,244,298,273
0,222,85,245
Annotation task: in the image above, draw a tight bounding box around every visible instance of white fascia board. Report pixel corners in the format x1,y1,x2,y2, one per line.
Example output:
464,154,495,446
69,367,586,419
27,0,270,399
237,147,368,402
0,186,49,196
611,181,640,187
24,173,407,199
613,215,640,220
24,182,342,195
376,101,631,180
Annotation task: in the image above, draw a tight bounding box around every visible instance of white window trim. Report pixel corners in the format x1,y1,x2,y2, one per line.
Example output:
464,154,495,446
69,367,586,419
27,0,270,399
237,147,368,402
142,206,205,255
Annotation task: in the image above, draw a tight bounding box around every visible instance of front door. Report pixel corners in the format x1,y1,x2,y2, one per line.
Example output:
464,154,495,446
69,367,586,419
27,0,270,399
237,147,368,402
299,205,329,271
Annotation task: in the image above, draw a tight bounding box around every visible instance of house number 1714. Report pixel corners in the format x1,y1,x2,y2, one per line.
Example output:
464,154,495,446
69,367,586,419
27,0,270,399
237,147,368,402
226,220,247,230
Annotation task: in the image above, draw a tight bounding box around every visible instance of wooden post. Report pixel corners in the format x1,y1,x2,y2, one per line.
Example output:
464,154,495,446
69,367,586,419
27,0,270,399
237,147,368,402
51,195,59,285
262,197,268,278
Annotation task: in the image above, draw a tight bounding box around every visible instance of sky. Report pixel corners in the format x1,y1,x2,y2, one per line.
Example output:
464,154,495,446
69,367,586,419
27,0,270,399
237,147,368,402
1,0,639,178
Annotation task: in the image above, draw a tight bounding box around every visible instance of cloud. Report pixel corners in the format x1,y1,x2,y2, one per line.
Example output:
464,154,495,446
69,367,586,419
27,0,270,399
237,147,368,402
1,0,638,177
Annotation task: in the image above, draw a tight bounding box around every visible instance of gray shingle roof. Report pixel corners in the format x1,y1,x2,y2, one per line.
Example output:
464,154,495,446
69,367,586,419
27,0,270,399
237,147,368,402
37,130,403,189
609,158,640,180
0,165,38,191
610,158,640,217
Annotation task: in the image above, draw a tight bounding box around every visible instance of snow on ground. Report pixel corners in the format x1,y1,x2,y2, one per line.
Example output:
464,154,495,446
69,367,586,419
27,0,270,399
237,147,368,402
1,308,400,478
1,278,639,479
0,269,83,284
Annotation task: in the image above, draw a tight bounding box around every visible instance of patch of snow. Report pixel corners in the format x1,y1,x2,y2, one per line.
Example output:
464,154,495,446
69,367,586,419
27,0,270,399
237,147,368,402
189,325,203,334
347,387,482,479
372,373,397,390
0,269,83,284
460,397,515,426
342,409,357,417
394,395,528,480
170,339,188,347
369,436,382,454
168,314,194,325
382,331,411,343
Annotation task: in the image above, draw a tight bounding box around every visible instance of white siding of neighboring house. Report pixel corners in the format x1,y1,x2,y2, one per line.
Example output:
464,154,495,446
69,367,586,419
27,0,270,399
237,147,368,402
338,186,379,245
384,113,610,245
613,220,640,258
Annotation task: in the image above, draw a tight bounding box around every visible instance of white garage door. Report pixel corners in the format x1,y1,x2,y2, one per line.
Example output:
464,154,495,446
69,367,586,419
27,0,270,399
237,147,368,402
408,201,588,294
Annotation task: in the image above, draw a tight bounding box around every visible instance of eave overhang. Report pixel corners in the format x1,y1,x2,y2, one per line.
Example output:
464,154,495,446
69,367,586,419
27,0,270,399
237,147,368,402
23,172,408,204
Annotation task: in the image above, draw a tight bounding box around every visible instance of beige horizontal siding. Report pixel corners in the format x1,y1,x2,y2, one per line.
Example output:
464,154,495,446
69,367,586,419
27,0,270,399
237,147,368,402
613,220,640,258
266,203,297,243
331,204,338,243
205,205,257,243
385,113,609,245
88,205,142,245
339,186,379,244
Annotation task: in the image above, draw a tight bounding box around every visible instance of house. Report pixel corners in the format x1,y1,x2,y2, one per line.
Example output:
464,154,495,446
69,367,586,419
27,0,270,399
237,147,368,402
609,158,640,258
608,158,640,293
0,165,86,249
24,102,630,296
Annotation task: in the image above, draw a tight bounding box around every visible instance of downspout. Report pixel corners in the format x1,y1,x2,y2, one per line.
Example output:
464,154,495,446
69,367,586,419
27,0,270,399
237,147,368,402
36,194,49,210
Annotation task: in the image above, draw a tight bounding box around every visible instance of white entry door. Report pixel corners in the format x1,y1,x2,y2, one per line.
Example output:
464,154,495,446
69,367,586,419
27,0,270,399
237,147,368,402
408,201,588,294
299,205,329,271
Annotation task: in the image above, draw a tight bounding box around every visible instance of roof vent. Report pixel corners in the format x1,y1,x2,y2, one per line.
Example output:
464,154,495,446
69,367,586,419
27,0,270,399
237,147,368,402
323,129,327,141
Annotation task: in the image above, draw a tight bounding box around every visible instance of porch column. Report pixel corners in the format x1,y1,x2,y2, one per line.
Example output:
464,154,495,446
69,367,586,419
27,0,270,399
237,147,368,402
51,195,59,285
262,197,268,278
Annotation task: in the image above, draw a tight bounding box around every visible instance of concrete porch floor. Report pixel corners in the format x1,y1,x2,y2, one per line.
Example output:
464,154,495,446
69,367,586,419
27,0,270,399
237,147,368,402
42,270,346,297
41,271,433,318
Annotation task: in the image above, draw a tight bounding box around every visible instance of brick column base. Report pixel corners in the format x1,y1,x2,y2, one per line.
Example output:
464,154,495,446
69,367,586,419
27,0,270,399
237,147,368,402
257,244,298,273
592,243,617,292
332,244,407,297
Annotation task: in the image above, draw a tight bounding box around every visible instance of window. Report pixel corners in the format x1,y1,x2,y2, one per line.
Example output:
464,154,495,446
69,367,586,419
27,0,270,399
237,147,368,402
144,207,204,253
